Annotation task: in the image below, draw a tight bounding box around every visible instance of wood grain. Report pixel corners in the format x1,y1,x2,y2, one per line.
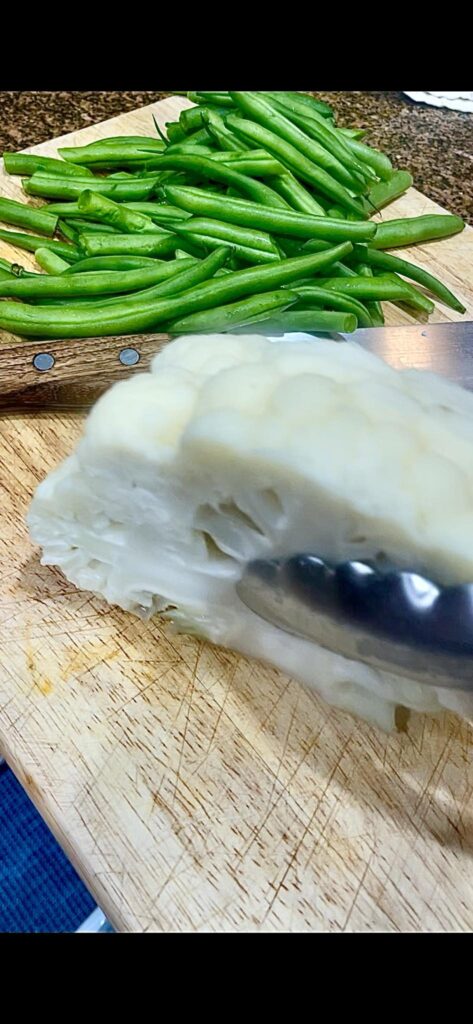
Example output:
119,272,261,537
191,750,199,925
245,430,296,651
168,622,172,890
0,333,170,407
1,97,473,933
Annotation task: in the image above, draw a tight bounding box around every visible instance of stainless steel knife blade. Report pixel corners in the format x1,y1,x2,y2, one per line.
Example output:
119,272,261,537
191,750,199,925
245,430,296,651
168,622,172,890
345,320,473,390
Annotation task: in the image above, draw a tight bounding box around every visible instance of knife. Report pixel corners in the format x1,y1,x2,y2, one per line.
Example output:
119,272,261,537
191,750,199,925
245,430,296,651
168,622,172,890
1,321,472,409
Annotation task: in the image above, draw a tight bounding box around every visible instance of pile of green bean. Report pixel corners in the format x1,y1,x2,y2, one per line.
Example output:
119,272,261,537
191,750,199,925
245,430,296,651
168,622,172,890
0,91,466,339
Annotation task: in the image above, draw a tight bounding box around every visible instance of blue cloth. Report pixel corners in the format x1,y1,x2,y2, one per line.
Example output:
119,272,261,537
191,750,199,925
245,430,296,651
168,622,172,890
0,763,95,932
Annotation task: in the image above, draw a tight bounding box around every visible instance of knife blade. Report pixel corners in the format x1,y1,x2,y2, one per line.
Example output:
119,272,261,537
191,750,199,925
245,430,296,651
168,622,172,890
341,320,473,391
1,321,472,410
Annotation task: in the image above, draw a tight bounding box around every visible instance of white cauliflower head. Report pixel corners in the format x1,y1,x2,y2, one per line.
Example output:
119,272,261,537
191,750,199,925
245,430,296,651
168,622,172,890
28,333,473,731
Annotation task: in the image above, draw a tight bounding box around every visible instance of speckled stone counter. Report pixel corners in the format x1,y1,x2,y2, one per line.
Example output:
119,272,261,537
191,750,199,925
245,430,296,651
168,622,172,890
0,91,471,222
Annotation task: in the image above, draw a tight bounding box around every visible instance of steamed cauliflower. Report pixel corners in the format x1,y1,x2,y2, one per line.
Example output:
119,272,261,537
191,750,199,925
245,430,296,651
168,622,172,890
28,333,473,731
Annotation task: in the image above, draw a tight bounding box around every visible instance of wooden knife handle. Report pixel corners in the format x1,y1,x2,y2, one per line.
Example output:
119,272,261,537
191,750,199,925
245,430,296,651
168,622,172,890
0,332,171,407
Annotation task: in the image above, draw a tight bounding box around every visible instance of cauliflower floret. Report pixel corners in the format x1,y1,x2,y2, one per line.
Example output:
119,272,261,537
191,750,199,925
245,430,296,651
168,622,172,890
28,333,473,731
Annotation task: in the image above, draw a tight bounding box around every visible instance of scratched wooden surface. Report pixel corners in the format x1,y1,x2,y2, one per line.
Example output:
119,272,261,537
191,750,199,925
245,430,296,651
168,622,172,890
1,97,473,933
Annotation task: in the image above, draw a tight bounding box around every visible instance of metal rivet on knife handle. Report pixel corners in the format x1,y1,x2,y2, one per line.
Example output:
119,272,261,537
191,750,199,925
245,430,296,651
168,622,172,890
33,352,55,372
119,347,140,367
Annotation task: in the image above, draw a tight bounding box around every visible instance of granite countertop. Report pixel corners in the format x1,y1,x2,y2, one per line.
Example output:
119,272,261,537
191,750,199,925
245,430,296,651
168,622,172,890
0,90,471,223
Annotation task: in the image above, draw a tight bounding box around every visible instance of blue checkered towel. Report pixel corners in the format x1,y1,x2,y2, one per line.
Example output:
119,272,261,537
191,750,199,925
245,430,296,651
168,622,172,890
0,763,95,932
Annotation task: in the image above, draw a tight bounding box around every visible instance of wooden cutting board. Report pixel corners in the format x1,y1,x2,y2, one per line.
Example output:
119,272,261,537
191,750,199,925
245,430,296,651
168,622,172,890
1,97,473,933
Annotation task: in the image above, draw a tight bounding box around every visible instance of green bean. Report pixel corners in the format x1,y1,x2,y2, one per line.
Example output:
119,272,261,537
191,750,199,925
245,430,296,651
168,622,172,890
201,108,247,151
257,311,358,333
348,244,466,313
162,232,214,261
162,233,207,260
226,114,366,217
340,135,393,181
334,264,363,281
33,253,219,309
164,185,377,241
82,248,348,311
65,218,117,235
166,146,275,164
0,257,14,273
144,151,285,178
0,197,58,237
0,267,15,282
151,153,289,208
169,247,233,276
152,116,168,147
176,216,279,254
28,293,128,308
2,153,94,178
175,127,212,148
16,265,44,281
46,202,97,216
24,174,161,202
58,139,165,165
187,92,235,108
64,255,195,275
314,273,435,313
267,173,326,215
168,289,298,334
9,260,39,278
371,214,465,250
123,213,186,233
200,121,239,152
340,127,367,140
322,262,357,278
263,92,333,119
83,150,170,169
77,190,157,234
275,238,303,257
259,94,334,134
366,302,385,326
58,219,79,244
355,264,384,325
301,237,339,252
289,285,373,327
0,227,80,261
163,144,283,173
162,141,215,157
313,193,341,214
166,123,186,145
34,248,71,274
181,105,236,133
58,150,167,171
156,245,355,299
175,230,279,265
297,237,360,277
78,232,176,258
358,170,414,215
208,153,285,176
121,202,192,222
229,93,365,194
71,136,166,150
0,246,353,338
179,106,224,136
144,147,286,177
142,168,188,184
259,95,371,180
0,252,215,298
47,200,191,223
